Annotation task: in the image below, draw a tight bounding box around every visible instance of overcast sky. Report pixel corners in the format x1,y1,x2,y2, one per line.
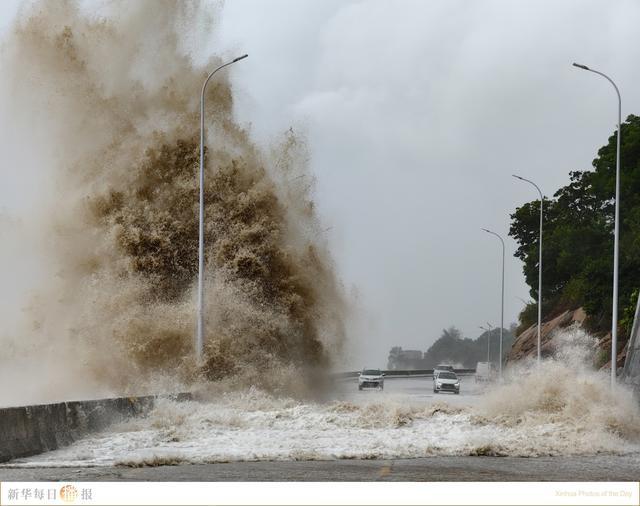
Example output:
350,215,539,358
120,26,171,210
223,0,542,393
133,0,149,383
2,1,640,368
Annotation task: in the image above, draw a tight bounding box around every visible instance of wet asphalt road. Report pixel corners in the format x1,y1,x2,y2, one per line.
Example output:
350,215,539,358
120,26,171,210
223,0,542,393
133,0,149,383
336,374,483,406
1,455,639,481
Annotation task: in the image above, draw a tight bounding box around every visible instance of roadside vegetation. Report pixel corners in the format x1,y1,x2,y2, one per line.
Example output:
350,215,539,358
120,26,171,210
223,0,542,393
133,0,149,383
422,326,515,368
388,326,515,370
510,114,640,353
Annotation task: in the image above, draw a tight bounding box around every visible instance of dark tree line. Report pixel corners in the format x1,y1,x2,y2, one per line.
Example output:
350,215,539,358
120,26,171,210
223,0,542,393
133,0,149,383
422,326,515,369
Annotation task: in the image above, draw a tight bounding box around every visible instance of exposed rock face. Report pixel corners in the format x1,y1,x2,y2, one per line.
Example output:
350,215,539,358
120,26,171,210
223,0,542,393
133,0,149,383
507,307,631,372
506,309,587,364
598,333,629,371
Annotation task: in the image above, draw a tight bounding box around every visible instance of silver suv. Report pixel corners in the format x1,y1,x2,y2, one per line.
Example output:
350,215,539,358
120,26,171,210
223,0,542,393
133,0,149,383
358,369,385,390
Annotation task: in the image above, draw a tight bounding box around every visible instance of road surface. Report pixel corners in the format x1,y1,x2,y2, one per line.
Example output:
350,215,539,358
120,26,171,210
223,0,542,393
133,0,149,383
1,455,639,481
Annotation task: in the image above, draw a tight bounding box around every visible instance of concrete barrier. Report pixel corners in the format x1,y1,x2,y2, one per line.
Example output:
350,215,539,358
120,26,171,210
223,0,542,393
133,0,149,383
0,393,191,463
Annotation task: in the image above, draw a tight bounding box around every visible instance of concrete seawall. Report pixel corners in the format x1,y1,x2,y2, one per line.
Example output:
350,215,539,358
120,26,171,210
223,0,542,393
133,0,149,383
0,393,191,463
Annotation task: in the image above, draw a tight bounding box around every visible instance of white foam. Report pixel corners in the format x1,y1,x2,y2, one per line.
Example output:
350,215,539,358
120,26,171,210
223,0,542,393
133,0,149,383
8,386,639,467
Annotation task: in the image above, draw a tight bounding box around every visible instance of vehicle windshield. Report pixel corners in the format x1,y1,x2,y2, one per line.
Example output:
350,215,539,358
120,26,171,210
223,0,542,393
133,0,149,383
437,372,458,380
362,369,381,376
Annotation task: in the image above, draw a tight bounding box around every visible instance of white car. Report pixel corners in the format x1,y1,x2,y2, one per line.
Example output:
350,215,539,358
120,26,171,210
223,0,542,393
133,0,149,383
433,371,460,394
358,369,385,390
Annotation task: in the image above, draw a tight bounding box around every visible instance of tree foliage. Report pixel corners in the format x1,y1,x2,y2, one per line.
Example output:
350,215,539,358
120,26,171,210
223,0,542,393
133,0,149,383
422,326,514,369
510,114,640,339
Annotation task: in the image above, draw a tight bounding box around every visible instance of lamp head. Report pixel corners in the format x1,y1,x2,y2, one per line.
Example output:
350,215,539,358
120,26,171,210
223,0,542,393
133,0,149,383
233,54,249,63
512,174,524,180
572,62,589,71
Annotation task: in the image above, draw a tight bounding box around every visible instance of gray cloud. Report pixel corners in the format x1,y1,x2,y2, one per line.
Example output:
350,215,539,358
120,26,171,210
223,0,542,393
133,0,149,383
220,0,640,367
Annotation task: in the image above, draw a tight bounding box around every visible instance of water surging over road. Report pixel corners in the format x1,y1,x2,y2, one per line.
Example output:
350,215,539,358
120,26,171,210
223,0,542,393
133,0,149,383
8,329,640,466
1,1,638,466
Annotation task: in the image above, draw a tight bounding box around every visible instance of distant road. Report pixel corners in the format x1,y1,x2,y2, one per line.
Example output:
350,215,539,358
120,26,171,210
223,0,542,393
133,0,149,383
334,375,483,408
1,455,638,481
333,368,475,379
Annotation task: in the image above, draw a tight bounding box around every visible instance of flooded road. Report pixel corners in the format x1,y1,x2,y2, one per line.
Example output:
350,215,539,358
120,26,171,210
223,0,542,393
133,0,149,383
1,369,639,481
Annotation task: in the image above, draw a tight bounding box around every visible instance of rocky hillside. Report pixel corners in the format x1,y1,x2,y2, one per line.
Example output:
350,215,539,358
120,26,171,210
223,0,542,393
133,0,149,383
506,307,628,371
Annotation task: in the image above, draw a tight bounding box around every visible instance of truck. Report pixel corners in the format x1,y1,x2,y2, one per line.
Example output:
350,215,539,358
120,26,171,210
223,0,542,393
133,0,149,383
475,362,492,382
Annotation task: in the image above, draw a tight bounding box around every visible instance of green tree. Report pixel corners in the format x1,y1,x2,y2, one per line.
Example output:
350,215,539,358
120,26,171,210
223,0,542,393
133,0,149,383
423,326,514,368
510,114,640,342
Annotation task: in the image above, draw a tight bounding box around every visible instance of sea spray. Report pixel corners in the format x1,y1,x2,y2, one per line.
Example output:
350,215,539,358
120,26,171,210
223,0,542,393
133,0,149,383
478,325,640,451
0,0,346,404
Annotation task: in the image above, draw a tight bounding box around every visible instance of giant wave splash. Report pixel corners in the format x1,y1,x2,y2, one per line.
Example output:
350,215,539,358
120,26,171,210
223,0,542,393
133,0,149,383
0,0,346,405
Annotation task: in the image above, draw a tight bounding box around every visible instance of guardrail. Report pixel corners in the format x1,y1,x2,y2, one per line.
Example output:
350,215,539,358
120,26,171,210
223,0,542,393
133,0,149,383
332,369,476,379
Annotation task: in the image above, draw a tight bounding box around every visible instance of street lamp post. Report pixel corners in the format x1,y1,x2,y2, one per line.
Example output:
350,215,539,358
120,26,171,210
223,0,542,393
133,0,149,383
482,228,505,380
513,174,543,366
479,323,493,365
572,62,621,386
486,322,493,365
479,325,488,361
197,54,248,363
